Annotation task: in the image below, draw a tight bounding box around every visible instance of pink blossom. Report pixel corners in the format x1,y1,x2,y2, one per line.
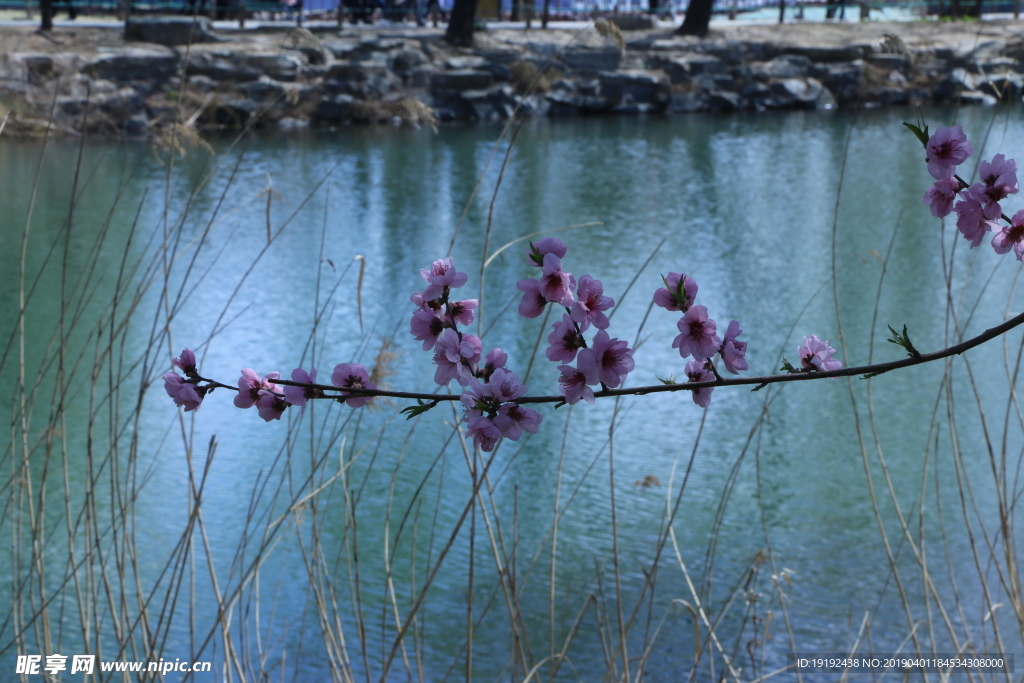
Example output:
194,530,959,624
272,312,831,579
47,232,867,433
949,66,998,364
969,153,1018,219
577,330,634,389
493,403,542,441
163,372,203,412
923,178,960,218
684,359,714,408
331,363,376,408
466,415,503,452
654,272,697,312
479,347,507,382
557,365,595,405
448,299,478,326
420,258,468,300
411,291,444,312
798,335,842,372
411,309,446,350
432,329,479,386
925,125,973,180
672,305,721,361
539,253,576,307
461,381,496,419
570,275,614,330
954,197,992,248
283,367,321,408
528,238,567,267
485,368,527,403
719,320,748,375
173,348,198,377
256,392,289,421
234,369,283,409
546,314,585,363
992,208,1024,260
516,278,548,319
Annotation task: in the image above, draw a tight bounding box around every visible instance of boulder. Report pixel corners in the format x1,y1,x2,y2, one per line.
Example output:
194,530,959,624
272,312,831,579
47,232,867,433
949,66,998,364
185,50,261,82
561,47,622,72
707,89,741,110
243,53,303,81
83,47,180,83
430,70,493,91
764,55,811,79
978,73,1024,101
125,16,218,46
669,90,708,113
768,77,823,108
599,70,664,105
813,61,862,104
315,93,357,121
664,54,724,83
460,84,518,120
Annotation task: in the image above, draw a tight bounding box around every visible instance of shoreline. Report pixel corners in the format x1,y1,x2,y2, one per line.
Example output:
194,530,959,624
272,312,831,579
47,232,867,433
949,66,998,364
0,19,1022,137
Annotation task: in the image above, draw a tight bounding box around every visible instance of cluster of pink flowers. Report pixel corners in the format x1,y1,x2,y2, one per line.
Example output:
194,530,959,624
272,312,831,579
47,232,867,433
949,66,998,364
516,239,635,406
921,125,1024,257
410,256,542,451
654,272,747,408
162,348,376,422
162,349,206,412
164,230,870,442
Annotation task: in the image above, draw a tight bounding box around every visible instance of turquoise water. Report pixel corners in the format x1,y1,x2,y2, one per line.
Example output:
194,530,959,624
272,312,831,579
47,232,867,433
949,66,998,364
1,107,1022,680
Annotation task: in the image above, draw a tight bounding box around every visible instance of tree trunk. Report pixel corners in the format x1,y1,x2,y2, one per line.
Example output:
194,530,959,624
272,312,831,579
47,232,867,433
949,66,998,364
677,0,711,36
40,0,53,30
541,0,549,27
445,0,479,46
777,0,784,22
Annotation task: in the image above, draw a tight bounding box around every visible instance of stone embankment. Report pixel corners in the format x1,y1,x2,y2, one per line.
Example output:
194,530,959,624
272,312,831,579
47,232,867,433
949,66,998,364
1,18,1023,136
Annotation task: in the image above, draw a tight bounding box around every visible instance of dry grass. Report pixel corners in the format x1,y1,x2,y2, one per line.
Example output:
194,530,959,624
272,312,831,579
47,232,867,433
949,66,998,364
509,60,561,95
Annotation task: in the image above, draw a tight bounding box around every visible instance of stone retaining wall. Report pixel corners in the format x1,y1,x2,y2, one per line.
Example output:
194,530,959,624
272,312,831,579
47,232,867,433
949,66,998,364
1,20,1022,135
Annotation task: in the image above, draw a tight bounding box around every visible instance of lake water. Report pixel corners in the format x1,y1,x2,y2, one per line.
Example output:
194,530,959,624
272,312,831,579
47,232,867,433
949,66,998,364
2,107,1023,680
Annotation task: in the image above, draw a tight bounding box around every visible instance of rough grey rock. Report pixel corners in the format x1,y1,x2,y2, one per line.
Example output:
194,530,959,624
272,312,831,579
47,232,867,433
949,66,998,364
83,47,179,83
125,16,218,46
978,73,1024,101
599,70,663,105
212,97,258,125
664,54,724,83
768,77,823,108
460,84,518,120
326,63,395,98
812,61,862,104
708,89,741,110
243,53,303,81
315,93,356,121
430,70,493,91
445,56,488,70
188,75,218,92
13,54,59,84
783,45,865,62
764,55,811,79
868,53,911,73
698,42,743,65
390,48,428,74
561,47,622,72
669,90,707,112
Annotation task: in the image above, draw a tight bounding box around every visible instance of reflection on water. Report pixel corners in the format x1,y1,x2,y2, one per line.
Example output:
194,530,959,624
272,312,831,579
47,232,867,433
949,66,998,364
1,107,1022,679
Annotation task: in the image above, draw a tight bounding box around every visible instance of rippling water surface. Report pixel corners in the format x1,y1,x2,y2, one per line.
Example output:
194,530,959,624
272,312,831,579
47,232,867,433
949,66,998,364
1,107,1022,679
